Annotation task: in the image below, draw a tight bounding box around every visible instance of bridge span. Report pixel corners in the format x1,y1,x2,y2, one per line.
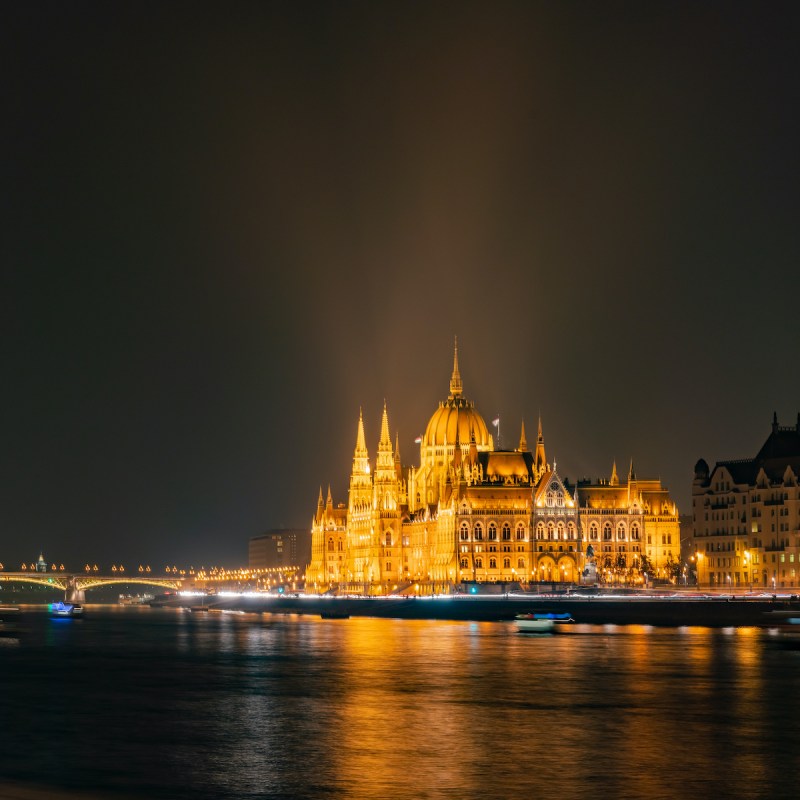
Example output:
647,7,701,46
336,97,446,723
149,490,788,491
0,573,182,601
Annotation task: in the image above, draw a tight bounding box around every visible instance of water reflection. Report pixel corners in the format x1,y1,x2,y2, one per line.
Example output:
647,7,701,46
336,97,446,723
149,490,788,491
2,610,800,799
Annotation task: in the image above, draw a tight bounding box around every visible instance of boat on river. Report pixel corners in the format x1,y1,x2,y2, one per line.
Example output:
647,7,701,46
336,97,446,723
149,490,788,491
515,612,573,633
50,601,83,618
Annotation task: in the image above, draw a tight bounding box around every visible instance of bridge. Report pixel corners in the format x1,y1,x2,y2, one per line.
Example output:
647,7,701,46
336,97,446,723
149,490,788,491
0,572,181,601
0,564,303,601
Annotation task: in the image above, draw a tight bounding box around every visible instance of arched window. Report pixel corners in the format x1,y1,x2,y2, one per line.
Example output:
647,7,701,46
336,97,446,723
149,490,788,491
617,522,626,540
516,523,525,540
502,523,511,541
489,557,497,569
474,523,483,540
459,522,469,541
517,557,525,569
488,523,497,541
548,522,555,540
568,522,576,539
556,491,564,507
546,491,554,506
503,557,511,569
557,522,565,541
603,523,612,541
327,539,334,552
536,523,544,540
385,532,392,547
475,557,483,569
590,523,598,541
460,557,469,569
631,523,640,540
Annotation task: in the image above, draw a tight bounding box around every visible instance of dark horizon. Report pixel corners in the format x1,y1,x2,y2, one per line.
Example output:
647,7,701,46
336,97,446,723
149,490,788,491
2,1,799,569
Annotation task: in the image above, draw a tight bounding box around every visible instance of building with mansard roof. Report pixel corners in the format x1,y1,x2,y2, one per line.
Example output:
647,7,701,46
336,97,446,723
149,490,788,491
691,413,800,589
306,343,678,593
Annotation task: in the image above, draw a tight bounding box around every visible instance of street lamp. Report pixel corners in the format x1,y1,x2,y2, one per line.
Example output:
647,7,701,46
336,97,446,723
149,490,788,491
743,550,751,591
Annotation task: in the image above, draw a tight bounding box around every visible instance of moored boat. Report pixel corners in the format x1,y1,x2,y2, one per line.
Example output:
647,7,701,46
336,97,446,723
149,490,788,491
515,612,573,633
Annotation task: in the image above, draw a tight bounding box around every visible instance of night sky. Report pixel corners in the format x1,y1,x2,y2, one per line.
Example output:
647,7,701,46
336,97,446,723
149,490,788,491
2,1,799,569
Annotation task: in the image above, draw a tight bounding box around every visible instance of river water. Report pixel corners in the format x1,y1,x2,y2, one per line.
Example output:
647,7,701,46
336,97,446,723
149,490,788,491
1,606,799,800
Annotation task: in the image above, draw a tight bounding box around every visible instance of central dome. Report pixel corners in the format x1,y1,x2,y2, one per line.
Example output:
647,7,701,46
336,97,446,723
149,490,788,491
421,342,492,449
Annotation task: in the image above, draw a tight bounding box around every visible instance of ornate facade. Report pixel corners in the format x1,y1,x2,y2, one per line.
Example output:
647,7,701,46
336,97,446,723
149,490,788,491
306,344,679,593
691,413,800,589
577,463,680,583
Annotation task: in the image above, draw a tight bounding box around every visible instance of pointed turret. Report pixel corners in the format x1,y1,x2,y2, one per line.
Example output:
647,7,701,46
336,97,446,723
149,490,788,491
449,336,463,398
610,461,619,486
351,408,370,477
535,414,546,473
326,485,333,509
316,487,324,520
375,401,396,478
518,419,528,452
468,423,478,465
452,427,463,471
379,400,391,450
349,408,373,511
628,458,636,482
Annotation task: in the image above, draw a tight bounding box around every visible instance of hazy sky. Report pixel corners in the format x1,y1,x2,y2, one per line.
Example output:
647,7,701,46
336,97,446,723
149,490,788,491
2,1,799,568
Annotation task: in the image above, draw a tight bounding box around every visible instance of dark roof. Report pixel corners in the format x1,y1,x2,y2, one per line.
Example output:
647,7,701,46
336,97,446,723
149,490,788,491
710,418,800,486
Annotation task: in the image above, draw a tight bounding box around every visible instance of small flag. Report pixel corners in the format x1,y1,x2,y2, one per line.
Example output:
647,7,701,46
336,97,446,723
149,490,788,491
414,436,422,444
492,417,500,427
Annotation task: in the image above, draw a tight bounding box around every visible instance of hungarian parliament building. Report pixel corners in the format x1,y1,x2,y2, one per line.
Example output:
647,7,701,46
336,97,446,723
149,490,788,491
307,344,679,593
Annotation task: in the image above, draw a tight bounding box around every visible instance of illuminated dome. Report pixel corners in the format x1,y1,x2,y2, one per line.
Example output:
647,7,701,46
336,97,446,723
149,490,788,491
422,343,492,449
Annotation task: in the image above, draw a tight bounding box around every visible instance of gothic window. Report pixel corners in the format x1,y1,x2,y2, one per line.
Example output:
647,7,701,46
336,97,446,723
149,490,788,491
547,522,554,540
460,558,469,569
474,523,483,540
488,523,498,541
536,522,544,540
617,523,626,540
327,539,334,552
546,491,554,506
568,522,576,539
386,562,391,571
385,532,392,546
631,523,640,540
460,522,469,541
517,558,525,569
502,523,511,541
590,523,598,540
603,523,612,541
489,557,497,569
516,523,525,540
556,491,564,507
338,541,343,551
503,558,511,569
475,557,483,568
557,522,564,541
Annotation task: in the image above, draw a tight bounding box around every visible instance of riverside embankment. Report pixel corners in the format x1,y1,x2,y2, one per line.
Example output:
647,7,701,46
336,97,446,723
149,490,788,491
155,591,800,627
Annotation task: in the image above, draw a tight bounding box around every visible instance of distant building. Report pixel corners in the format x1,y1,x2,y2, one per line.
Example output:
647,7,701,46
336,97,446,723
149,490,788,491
249,529,311,570
577,463,680,583
692,413,800,589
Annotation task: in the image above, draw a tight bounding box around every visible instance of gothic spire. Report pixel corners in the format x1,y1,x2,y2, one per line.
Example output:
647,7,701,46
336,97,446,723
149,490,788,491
379,400,392,450
610,460,619,486
518,419,528,451
535,414,546,472
355,408,367,456
449,336,463,397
